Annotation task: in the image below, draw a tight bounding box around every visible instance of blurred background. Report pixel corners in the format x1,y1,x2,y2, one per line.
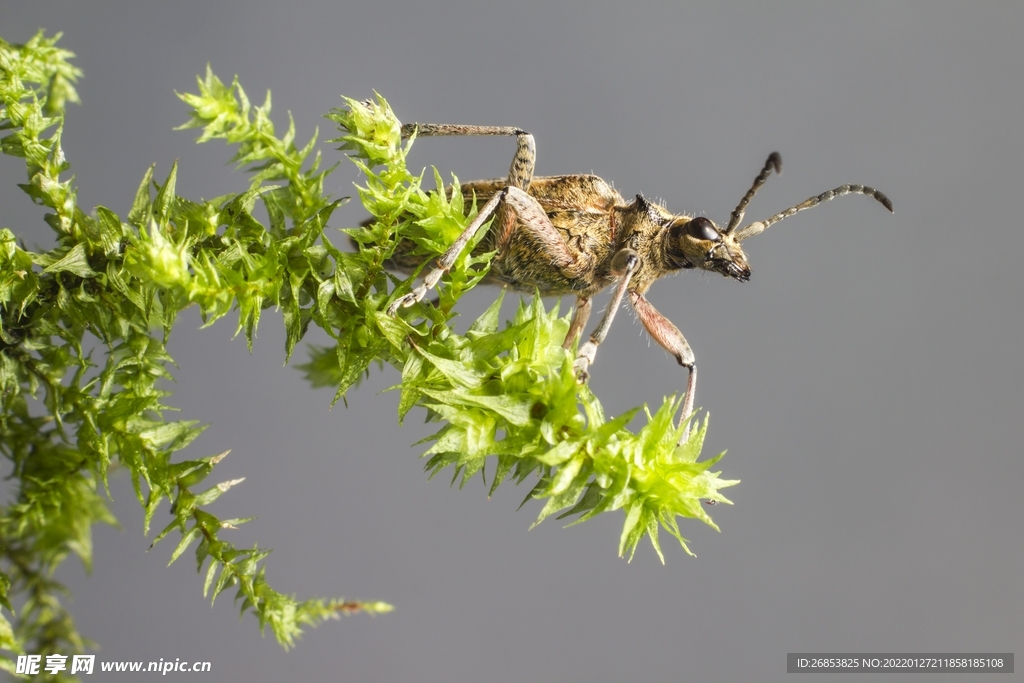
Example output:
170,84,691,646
3,2,1022,681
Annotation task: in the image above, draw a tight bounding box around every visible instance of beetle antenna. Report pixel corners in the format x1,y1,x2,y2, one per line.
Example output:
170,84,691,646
733,184,893,242
724,152,782,235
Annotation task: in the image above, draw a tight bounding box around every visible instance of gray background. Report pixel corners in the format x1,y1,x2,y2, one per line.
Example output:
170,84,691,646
4,2,1022,681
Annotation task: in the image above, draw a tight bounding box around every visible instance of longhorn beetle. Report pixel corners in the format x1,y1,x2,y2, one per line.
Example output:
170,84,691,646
384,123,893,442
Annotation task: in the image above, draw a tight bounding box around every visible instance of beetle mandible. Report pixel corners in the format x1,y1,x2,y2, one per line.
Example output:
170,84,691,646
384,123,893,441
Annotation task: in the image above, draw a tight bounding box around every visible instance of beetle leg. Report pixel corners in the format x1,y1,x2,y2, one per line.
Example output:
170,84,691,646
387,190,503,314
388,124,541,314
400,124,536,258
387,186,576,314
563,296,592,350
629,292,697,444
400,123,535,191
573,249,638,382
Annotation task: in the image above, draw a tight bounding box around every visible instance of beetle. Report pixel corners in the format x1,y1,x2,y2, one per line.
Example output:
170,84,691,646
383,123,893,441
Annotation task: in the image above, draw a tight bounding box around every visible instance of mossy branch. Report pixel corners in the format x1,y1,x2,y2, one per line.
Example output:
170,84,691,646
0,30,737,673
0,33,388,671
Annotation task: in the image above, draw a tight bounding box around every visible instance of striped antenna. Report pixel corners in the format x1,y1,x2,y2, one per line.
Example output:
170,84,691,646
734,184,893,242
724,152,782,235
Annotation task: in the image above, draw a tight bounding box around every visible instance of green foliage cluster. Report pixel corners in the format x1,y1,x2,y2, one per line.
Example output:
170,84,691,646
0,30,737,674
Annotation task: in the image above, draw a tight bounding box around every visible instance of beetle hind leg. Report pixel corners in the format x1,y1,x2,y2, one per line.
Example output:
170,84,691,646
387,124,540,314
401,123,536,192
387,185,578,314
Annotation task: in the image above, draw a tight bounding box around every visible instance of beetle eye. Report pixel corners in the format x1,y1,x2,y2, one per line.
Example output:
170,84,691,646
685,217,720,241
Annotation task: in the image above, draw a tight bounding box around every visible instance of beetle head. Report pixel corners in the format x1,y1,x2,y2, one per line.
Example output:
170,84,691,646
665,216,751,281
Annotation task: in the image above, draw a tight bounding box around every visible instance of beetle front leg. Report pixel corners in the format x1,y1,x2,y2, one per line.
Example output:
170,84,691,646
562,296,592,350
629,292,697,444
573,249,638,382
